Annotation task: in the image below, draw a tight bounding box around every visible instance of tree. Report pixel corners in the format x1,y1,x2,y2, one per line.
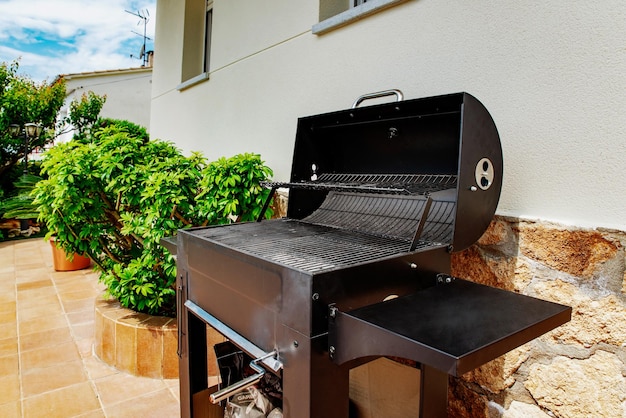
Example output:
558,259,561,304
67,91,107,141
0,60,66,179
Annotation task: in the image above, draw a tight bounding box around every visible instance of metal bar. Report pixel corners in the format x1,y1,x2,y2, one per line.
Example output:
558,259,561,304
261,174,457,196
184,300,283,373
176,272,185,358
257,187,276,222
410,196,433,251
209,351,277,404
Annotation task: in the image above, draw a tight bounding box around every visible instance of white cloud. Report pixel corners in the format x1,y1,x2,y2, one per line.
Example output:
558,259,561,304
0,0,156,82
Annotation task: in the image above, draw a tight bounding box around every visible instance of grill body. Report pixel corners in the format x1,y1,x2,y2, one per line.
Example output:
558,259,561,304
177,220,452,417
175,92,570,418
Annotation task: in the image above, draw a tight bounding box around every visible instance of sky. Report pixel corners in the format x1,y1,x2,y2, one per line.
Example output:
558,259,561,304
0,0,156,83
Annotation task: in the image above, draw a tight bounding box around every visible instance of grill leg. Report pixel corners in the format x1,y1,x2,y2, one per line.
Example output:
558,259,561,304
281,331,350,418
419,364,448,418
179,304,208,418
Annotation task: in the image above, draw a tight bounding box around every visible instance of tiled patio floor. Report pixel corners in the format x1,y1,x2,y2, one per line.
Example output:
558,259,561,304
0,238,181,417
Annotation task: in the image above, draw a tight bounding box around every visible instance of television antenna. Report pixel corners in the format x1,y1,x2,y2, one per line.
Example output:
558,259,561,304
125,9,152,67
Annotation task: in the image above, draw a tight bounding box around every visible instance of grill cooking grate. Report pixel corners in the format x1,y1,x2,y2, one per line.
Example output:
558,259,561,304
197,175,458,273
193,219,439,273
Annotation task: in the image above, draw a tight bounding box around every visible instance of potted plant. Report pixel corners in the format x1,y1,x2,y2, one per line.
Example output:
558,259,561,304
0,172,90,268
48,236,92,271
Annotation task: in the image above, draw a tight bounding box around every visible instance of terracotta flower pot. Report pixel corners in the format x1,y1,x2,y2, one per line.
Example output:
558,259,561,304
49,239,91,271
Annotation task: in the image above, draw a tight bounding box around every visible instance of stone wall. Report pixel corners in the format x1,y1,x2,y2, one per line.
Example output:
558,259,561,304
449,216,626,417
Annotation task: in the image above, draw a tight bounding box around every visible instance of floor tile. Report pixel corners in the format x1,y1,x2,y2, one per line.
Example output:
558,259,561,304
0,293,17,305
0,400,20,417
0,354,19,376
75,337,95,358
0,309,16,325
22,382,101,418
58,288,102,302
63,297,97,313
83,356,120,381
16,278,53,291
0,282,15,298
72,322,95,340
17,294,60,310
67,309,95,326
17,286,58,302
74,410,106,418
19,313,68,335
15,267,51,282
21,359,88,397
18,301,64,322
0,323,17,340
51,269,98,284
0,373,20,404
0,262,16,272
167,379,181,401
20,340,81,369
0,336,18,357
93,372,167,407
19,327,73,352
102,388,180,418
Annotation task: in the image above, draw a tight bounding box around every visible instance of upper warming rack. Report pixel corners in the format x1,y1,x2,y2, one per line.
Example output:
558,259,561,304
262,173,457,196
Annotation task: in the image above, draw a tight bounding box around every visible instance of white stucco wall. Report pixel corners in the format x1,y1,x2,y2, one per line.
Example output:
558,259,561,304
63,68,153,131
151,0,626,231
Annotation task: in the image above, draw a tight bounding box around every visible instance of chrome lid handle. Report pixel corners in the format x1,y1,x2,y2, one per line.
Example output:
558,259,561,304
352,89,404,108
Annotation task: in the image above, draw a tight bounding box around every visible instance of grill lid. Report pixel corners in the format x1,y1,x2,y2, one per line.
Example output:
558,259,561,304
279,91,502,252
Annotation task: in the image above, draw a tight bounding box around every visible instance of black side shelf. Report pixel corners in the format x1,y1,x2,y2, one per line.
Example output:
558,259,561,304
328,278,571,376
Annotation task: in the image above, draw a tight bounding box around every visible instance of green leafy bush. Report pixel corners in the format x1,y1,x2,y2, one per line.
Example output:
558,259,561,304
33,120,273,316
0,174,43,220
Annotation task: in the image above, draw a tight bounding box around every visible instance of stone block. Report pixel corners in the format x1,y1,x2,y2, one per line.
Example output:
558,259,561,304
525,350,626,417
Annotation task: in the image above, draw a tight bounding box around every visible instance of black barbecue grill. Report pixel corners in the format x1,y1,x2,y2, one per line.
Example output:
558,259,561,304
173,91,571,417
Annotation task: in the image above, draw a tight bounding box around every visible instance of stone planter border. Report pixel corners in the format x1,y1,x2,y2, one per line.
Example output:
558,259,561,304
94,296,178,379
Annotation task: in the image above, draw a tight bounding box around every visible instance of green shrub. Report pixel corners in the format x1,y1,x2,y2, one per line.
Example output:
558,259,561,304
34,120,273,316
0,174,43,220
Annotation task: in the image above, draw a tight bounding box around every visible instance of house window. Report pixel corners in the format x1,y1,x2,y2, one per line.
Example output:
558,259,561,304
178,0,213,90
204,1,213,73
314,0,409,35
